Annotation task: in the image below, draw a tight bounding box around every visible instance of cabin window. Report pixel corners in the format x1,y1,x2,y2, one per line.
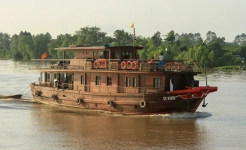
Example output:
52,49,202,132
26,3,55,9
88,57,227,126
63,73,67,81
115,51,120,59
111,52,115,59
107,76,112,86
126,52,129,59
125,52,132,59
81,75,85,84
154,78,160,88
86,51,88,55
50,73,53,82
121,51,132,59
96,76,101,85
133,77,137,87
128,52,133,59
47,73,50,82
121,52,125,59
126,77,130,87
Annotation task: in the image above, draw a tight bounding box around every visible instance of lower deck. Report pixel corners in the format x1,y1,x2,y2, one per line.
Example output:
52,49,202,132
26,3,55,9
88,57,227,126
38,70,199,94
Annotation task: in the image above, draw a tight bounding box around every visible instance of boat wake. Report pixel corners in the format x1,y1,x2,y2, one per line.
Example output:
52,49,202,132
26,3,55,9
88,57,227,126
101,111,212,118
0,98,212,118
149,111,212,119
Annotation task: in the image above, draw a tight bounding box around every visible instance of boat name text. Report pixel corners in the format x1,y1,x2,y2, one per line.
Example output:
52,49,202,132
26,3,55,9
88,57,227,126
163,96,176,101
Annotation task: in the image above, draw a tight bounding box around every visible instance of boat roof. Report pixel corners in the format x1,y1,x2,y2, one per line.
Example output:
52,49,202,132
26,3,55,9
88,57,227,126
54,45,144,51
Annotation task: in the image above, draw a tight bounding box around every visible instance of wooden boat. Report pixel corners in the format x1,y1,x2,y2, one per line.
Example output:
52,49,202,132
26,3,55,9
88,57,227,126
0,94,22,99
29,45,217,114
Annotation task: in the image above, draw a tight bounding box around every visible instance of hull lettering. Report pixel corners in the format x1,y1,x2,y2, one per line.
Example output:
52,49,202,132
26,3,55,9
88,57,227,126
163,96,176,101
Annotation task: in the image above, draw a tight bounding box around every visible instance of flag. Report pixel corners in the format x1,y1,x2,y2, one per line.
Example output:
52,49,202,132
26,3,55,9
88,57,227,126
131,23,134,28
41,52,48,59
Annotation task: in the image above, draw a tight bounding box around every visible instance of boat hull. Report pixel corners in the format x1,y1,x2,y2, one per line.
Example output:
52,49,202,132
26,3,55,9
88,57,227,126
30,84,217,115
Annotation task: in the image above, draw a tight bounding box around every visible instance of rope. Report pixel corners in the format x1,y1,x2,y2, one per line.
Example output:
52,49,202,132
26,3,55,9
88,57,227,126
24,89,32,95
21,85,30,94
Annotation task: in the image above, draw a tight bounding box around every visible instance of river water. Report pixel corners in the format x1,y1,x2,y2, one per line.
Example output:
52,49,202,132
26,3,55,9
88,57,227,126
0,60,246,150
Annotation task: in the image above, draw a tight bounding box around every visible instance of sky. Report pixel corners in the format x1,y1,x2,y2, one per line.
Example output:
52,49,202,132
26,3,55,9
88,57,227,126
1,0,246,42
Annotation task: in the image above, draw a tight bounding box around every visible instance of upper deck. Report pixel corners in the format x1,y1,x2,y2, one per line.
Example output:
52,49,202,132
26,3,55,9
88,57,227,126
30,59,197,73
30,45,199,74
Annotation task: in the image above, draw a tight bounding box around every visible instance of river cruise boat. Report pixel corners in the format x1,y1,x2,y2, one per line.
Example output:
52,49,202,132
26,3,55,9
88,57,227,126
30,44,217,114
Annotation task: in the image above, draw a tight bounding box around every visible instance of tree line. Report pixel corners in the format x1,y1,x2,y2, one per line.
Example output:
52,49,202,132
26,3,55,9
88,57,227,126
0,26,246,68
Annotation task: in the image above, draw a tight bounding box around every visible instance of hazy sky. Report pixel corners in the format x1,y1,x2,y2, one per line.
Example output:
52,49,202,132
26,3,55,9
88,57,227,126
1,0,245,42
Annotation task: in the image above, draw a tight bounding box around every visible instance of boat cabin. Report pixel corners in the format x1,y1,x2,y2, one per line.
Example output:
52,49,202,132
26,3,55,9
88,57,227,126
34,45,199,95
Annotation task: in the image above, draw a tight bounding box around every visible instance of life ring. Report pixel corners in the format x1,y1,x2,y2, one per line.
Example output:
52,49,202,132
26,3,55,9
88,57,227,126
107,100,112,107
94,61,98,68
126,61,132,69
51,94,57,101
139,99,146,108
77,98,82,105
121,61,126,69
131,61,138,70
99,59,107,68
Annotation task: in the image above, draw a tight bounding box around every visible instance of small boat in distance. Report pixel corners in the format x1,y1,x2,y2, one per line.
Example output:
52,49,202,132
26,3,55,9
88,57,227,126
0,94,22,99
29,44,218,115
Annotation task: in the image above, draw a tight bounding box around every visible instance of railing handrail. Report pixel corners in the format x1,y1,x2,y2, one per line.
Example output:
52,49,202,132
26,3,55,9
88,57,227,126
34,81,164,94
30,59,196,72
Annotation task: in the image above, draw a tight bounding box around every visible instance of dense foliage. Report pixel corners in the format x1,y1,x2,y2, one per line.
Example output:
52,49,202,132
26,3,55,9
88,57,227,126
0,26,245,68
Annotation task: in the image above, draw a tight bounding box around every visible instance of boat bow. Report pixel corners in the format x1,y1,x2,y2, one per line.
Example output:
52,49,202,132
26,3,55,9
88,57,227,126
168,86,218,99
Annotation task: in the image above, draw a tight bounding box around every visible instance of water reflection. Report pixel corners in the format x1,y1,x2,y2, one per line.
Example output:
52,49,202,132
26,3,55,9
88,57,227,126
30,104,210,149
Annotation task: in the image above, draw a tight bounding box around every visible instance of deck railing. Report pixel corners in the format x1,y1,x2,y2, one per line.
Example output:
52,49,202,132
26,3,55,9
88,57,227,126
34,81,164,94
30,59,195,72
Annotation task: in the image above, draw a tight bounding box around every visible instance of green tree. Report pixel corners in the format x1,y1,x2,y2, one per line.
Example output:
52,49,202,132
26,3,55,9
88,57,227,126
164,30,175,44
0,32,11,50
145,39,156,59
50,34,75,59
75,26,106,46
151,31,162,47
234,33,246,46
135,36,149,59
113,29,132,46
205,31,217,43
10,34,22,60
33,33,52,59
17,31,34,60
